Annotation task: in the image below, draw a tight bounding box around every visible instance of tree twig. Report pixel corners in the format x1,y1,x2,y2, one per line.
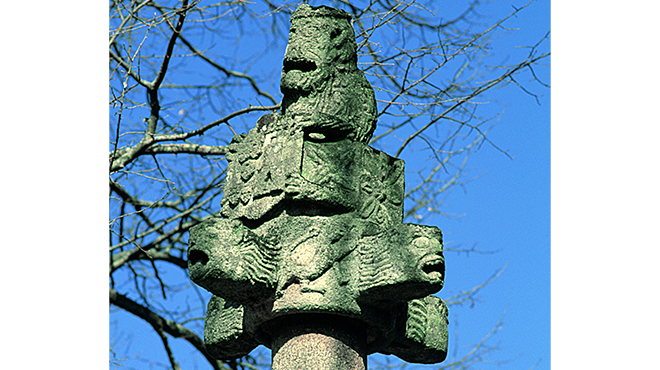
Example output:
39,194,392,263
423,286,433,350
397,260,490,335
109,288,225,370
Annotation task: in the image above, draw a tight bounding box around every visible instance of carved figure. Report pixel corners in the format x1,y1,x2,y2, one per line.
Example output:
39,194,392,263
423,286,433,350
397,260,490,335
281,5,377,143
188,218,279,304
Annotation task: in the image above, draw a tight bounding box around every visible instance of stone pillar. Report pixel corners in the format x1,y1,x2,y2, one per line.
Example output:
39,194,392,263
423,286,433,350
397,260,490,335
271,315,367,370
188,4,449,369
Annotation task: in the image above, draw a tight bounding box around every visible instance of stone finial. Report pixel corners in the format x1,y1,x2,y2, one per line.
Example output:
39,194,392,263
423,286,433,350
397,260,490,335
189,4,448,367
280,4,377,143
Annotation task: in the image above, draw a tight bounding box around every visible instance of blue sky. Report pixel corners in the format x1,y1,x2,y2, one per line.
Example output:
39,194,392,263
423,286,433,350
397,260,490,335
425,97,550,370
109,0,551,370
384,1,551,368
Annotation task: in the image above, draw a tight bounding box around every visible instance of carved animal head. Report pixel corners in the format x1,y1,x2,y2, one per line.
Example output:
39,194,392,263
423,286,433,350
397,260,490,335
281,5,355,95
188,218,280,303
358,223,445,302
406,225,445,289
280,4,377,143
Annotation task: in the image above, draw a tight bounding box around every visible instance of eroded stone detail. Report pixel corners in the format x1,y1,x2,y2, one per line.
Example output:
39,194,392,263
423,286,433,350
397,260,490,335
188,4,448,366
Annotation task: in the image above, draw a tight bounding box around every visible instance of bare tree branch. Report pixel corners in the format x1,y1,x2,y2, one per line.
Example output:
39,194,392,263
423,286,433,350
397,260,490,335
109,1,549,368
152,2,278,105
445,263,507,308
109,104,279,174
145,143,229,156
151,0,193,92
110,288,226,370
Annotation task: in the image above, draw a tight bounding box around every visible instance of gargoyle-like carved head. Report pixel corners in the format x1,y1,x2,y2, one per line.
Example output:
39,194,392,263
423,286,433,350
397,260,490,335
407,225,445,289
358,224,445,302
188,218,280,304
280,4,377,143
281,5,355,95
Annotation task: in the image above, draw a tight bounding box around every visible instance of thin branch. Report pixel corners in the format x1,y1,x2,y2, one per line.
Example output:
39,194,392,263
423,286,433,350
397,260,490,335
110,48,154,90
378,1,535,121
109,288,226,370
109,185,222,273
109,191,213,257
109,104,279,174
394,51,549,158
145,143,228,156
156,328,182,370
150,103,280,143
150,0,192,91
445,263,507,308
109,0,153,48
439,308,507,369
109,178,161,228
111,249,188,272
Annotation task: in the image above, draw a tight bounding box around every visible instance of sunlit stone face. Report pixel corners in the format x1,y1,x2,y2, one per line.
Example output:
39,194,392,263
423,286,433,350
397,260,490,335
409,230,445,288
280,12,354,94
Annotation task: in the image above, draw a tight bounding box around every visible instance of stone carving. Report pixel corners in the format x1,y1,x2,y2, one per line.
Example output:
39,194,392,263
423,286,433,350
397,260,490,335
188,4,448,366
281,4,377,143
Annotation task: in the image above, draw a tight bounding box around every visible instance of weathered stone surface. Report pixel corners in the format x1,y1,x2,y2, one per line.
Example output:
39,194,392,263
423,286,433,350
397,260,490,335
188,218,279,304
204,295,259,360
281,5,376,143
382,295,450,364
356,224,445,304
188,4,448,367
220,123,404,225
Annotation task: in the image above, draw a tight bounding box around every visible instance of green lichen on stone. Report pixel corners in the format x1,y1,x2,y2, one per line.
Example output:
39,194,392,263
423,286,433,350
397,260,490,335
189,3,448,365
281,4,376,143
